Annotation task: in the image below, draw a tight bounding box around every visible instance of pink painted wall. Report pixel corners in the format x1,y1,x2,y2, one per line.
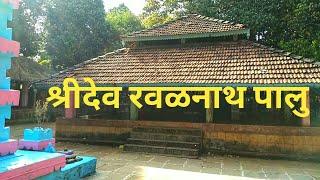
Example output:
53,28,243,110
3,0,20,9
0,90,20,106
0,37,20,57
65,91,76,119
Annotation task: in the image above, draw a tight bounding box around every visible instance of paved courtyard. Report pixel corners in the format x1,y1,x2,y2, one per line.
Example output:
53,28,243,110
10,123,320,180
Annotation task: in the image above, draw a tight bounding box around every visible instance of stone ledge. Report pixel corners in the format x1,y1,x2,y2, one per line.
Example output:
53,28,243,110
57,119,320,136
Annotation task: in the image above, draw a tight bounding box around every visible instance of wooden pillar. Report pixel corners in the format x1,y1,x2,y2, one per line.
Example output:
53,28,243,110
301,91,311,127
283,92,292,124
21,83,29,107
312,92,320,126
130,101,139,121
33,88,37,107
65,91,76,119
181,38,186,45
233,35,238,41
231,91,240,122
316,96,320,126
206,92,214,123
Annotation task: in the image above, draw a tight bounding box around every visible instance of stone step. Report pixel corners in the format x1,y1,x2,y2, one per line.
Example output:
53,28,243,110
130,132,202,143
132,127,202,136
124,144,199,158
127,138,200,149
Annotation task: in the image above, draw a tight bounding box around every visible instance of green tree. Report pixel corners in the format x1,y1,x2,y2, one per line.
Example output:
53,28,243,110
186,0,289,45
278,0,320,61
106,4,142,50
106,4,142,35
142,0,320,61
189,0,320,61
141,0,183,28
12,0,46,57
46,0,112,70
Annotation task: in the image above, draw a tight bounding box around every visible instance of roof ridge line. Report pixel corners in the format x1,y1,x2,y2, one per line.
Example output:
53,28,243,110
123,14,247,38
132,40,247,50
191,14,245,28
123,16,188,38
252,42,320,66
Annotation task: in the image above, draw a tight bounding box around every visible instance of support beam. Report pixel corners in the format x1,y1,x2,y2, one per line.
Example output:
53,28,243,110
231,92,240,122
33,88,37,107
181,38,186,45
65,91,76,119
233,35,238,41
283,92,292,124
206,92,214,123
130,101,138,121
312,93,320,126
301,91,311,127
21,83,29,107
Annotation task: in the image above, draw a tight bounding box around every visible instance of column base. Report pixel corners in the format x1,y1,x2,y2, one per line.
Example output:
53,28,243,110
19,138,55,151
0,139,18,156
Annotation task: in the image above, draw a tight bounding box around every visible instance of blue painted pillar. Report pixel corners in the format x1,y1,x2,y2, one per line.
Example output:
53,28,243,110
0,0,20,153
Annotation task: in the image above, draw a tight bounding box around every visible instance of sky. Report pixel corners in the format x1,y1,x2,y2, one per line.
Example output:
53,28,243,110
103,0,146,15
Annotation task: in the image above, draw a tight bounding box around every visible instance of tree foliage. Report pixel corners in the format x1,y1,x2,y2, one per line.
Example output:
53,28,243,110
142,0,320,61
106,4,142,35
12,0,46,57
278,0,320,61
142,0,184,28
46,0,112,70
106,4,142,50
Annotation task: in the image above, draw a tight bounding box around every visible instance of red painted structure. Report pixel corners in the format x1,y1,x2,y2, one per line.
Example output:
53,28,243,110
65,91,76,119
0,151,66,180
0,90,20,106
18,139,55,151
0,140,18,156
0,37,20,57
3,0,20,9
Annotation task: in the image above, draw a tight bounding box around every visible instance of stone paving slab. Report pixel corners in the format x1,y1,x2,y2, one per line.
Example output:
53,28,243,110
10,123,320,180
54,142,318,180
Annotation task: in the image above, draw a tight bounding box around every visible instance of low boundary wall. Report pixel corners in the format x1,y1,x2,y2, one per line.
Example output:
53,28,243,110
56,119,320,160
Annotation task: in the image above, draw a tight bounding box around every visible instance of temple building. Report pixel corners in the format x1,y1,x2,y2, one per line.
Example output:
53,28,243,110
6,57,50,124
36,14,320,159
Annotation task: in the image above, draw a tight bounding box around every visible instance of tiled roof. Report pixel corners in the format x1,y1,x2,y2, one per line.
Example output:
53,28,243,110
8,57,50,82
123,14,249,41
37,40,320,86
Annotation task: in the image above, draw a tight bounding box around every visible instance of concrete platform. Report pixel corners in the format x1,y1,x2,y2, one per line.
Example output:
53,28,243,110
18,138,55,151
39,156,97,180
0,150,66,180
0,140,17,156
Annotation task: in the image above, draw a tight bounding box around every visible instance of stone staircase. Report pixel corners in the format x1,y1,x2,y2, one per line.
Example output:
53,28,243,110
124,127,202,158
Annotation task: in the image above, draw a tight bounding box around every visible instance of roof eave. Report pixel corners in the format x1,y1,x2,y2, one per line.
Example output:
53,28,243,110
122,29,251,42
34,82,320,89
